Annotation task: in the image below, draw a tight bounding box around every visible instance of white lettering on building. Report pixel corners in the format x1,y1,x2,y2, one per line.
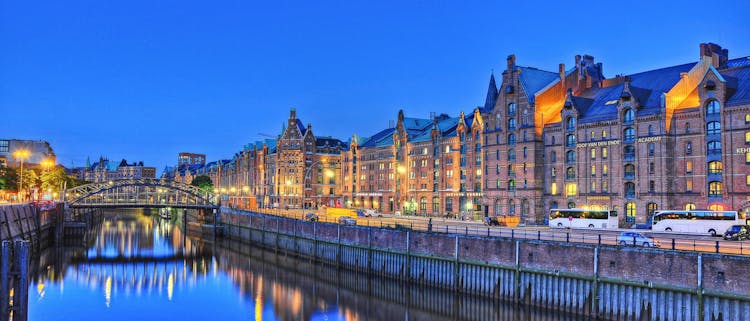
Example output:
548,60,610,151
576,140,621,149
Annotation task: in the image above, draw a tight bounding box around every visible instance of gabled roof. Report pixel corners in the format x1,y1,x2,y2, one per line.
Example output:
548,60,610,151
628,62,695,115
518,66,559,105
410,116,460,142
360,127,395,148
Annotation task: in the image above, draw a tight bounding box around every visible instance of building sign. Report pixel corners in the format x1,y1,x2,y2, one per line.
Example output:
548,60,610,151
587,196,611,201
354,192,383,197
737,147,750,154
576,140,621,149
637,136,662,143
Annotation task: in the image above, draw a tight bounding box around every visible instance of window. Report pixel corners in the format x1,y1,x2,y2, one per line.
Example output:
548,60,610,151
706,100,720,116
649,180,655,192
686,142,692,155
687,178,693,191
707,121,721,135
508,149,516,161
746,175,750,186
685,123,691,134
707,141,722,154
0,140,8,153
566,167,575,180
550,151,556,162
496,179,501,189
746,114,750,123
566,150,576,163
602,180,608,192
623,127,635,141
551,167,556,177
648,143,655,156
446,198,453,213
590,148,596,160
709,181,723,196
591,165,596,176
603,164,608,176
590,181,596,192
624,164,635,178
747,152,750,163
624,145,635,159
566,117,576,131
508,102,516,114
590,131,596,140
745,132,750,144
686,161,693,173
649,162,655,174
623,109,634,123
523,147,528,158
565,183,577,196
625,202,636,222
496,117,501,130
685,203,696,211
551,182,558,195
566,134,576,147
648,125,654,135
624,182,635,198
602,130,607,139
432,197,440,213
602,147,608,159
508,133,516,145
708,161,723,174
508,118,516,130
647,202,658,219
508,180,516,191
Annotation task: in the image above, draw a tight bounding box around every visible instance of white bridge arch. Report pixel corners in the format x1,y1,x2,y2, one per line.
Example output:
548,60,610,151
65,178,218,209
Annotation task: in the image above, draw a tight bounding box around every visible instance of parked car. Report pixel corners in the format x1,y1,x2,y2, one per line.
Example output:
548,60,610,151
355,210,366,217
364,209,380,217
304,212,319,222
338,216,357,225
484,217,500,226
617,232,659,248
723,225,750,241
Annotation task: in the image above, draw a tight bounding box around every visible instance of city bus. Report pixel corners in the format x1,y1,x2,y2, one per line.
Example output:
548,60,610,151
548,208,618,229
651,210,743,236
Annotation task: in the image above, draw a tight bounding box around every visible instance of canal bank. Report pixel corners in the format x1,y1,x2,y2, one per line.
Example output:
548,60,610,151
219,208,750,321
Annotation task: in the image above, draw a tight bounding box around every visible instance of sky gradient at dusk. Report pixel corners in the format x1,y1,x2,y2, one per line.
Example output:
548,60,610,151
2,0,748,172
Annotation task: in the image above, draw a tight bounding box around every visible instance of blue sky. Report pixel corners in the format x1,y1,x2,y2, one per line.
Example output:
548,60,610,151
1,0,748,172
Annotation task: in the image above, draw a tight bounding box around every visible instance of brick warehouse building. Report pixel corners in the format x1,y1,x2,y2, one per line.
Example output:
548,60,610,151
173,43,750,226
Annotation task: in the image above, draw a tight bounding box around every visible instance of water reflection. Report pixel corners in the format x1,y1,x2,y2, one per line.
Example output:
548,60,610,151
26,209,588,321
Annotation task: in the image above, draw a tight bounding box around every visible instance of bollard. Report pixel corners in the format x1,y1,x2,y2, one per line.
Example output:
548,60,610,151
715,241,720,253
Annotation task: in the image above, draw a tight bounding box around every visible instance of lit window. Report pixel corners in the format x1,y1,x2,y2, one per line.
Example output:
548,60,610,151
686,142,692,155
648,143,655,156
602,147,608,159
602,130,607,139
709,181,723,196
685,203,696,211
565,183,577,196
590,181,596,192
591,148,596,160
602,180,608,192
708,161,723,174
686,161,693,173
746,114,750,123
591,165,596,176
745,132,750,144
746,175,750,186
603,164,608,176
551,182,558,195
686,178,693,191
747,152,750,163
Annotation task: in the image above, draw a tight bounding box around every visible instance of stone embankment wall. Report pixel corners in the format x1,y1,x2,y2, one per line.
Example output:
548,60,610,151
220,209,750,321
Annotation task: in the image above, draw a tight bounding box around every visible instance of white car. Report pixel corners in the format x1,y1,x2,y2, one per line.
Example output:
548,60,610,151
617,232,659,248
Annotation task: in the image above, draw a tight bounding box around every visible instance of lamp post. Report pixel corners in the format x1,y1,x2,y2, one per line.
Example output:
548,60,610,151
13,149,30,202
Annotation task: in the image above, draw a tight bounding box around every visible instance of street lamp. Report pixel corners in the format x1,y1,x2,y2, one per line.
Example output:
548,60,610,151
13,149,30,202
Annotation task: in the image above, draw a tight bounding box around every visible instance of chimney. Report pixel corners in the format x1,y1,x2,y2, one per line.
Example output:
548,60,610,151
290,108,297,119
507,54,516,72
700,43,728,69
558,63,566,82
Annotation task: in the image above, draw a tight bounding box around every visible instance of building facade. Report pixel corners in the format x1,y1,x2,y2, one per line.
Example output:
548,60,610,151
0,139,56,168
167,43,750,225
81,157,156,183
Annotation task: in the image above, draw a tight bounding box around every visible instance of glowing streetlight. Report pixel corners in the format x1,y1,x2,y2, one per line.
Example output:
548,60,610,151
41,158,55,171
13,149,30,202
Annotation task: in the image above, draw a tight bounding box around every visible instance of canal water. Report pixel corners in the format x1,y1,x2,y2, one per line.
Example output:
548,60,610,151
26,209,585,321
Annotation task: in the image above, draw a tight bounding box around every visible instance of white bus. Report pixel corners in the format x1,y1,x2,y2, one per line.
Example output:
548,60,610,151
651,210,744,236
549,208,618,229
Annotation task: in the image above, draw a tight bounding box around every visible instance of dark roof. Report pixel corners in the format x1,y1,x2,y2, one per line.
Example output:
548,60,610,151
360,127,395,148
723,64,750,107
481,73,498,113
628,62,694,115
518,66,559,105
296,119,307,136
315,136,348,150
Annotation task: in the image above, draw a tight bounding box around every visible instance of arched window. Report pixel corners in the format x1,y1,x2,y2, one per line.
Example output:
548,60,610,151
522,109,530,125
508,133,516,145
648,143,655,156
624,164,635,178
624,182,636,198
508,118,516,130
708,161,723,174
567,202,576,209
685,203,696,211
685,122,691,134
623,108,634,122
508,103,516,115
521,199,530,217
508,199,516,215
623,127,635,141
566,134,576,147
624,145,635,158
508,149,516,161
446,198,453,213
746,114,750,123
709,181,723,196
565,183,577,196
565,150,576,163
566,167,575,180
566,117,576,131
494,199,501,215
432,197,440,213
550,151,556,162
707,121,721,135
707,141,722,154
706,100,720,116
626,202,636,222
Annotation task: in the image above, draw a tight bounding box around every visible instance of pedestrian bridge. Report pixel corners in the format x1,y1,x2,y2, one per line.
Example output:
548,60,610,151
65,178,218,209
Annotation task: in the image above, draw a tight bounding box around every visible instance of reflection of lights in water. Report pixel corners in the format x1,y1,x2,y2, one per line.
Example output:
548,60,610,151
212,257,218,277
255,276,264,321
167,273,174,301
105,276,112,308
37,282,46,299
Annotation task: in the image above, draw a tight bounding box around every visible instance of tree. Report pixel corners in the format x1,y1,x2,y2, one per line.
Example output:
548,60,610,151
190,175,213,193
40,167,76,194
0,166,18,191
